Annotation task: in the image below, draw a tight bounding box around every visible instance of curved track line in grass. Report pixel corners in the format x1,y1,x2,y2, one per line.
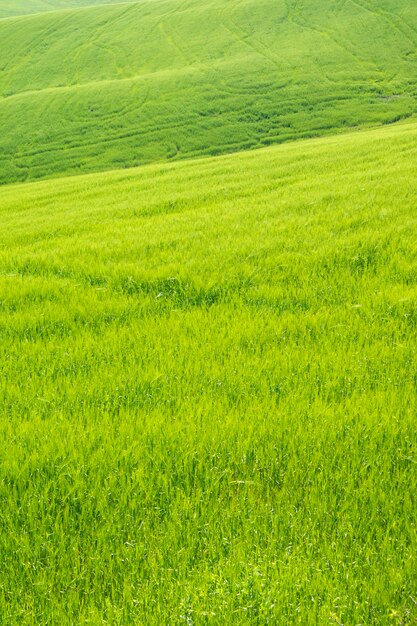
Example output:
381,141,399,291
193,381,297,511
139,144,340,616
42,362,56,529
0,1,154,94
7,93,396,165
219,0,289,72
354,0,417,46
104,0,196,84
5,96,412,182
285,0,381,79
1,0,417,184
158,3,193,68
83,2,140,79
0,11,75,79
158,0,219,101
0,62,206,102
284,0,342,86
333,0,349,16
348,0,417,85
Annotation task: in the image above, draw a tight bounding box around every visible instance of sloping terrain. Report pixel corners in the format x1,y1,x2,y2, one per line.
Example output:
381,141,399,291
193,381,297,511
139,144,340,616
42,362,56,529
1,0,416,621
1,122,416,623
0,0,416,183
0,0,131,18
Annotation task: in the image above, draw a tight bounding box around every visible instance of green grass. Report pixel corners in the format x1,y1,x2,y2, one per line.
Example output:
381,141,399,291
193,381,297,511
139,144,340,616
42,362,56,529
1,0,417,184
0,0,130,18
1,121,416,623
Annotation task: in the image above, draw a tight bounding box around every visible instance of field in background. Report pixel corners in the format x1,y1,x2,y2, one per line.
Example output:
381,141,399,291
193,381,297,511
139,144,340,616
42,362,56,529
1,0,417,184
1,122,416,623
0,0,129,18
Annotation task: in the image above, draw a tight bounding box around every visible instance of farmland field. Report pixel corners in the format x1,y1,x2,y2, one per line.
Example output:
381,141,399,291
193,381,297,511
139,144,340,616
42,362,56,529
2,0,417,622
1,121,417,623
0,0,129,18
1,0,417,183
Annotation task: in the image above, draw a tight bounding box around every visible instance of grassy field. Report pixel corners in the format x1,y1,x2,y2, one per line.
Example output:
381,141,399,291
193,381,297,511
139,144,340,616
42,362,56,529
1,121,416,623
0,0,129,18
1,0,417,184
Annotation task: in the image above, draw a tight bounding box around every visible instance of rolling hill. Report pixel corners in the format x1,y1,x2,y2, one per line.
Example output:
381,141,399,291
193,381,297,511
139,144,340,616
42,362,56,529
1,0,417,184
1,0,417,622
1,121,416,623
0,0,129,18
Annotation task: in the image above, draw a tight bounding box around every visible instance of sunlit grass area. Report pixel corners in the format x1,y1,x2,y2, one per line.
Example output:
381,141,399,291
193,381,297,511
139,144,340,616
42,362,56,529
1,122,416,623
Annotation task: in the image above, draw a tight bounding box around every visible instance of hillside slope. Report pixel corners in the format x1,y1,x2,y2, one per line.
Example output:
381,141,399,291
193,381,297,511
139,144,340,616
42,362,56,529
0,0,130,18
1,0,417,183
1,122,416,623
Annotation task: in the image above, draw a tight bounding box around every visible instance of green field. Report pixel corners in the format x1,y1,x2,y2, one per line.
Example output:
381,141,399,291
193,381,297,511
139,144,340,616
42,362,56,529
2,0,417,622
0,0,129,18
1,121,417,623
1,0,417,184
